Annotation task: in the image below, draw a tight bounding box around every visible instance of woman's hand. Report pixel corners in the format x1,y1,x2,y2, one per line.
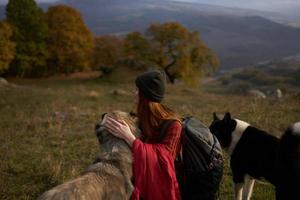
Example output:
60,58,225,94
102,115,136,146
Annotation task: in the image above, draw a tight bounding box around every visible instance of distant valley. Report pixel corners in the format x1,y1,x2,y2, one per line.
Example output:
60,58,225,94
1,0,300,70
211,55,300,94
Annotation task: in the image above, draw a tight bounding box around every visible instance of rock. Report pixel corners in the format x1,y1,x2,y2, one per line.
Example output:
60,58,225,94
52,111,70,121
0,77,8,86
293,92,300,99
276,89,283,99
109,89,130,96
69,106,79,113
88,91,100,98
181,88,195,95
247,89,266,99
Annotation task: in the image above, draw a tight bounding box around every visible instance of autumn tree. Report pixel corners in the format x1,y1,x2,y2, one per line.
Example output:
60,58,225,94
6,0,48,77
173,30,220,85
93,35,124,74
125,22,219,85
123,32,153,69
0,21,15,75
46,5,94,74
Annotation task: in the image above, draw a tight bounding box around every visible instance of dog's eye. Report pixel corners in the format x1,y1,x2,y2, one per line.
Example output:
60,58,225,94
95,124,101,130
95,124,105,136
129,112,137,117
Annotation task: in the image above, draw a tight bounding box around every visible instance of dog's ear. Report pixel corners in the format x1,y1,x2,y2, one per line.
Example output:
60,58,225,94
213,112,219,121
223,112,232,122
101,113,108,119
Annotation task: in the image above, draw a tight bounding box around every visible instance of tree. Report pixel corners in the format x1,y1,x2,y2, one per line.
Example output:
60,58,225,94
125,22,219,85
176,30,220,85
93,35,124,74
46,5,94,75
0,21,15,75
123,32,153,69
6,0,48,77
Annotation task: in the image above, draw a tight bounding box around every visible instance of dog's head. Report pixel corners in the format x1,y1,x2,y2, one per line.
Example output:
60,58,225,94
95,111,140,150
209,112,237,148
280,122,300,156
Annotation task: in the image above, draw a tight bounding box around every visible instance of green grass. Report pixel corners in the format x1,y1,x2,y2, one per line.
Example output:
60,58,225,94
1,73,299,200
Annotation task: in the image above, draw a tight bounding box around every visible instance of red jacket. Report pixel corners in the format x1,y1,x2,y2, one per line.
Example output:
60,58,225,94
130,121,182,200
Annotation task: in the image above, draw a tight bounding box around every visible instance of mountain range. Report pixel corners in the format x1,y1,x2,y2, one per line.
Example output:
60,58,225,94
1,0,300,69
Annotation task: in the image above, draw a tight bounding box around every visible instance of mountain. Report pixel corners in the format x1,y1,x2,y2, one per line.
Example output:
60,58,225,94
58,0,300,69
0,5,4,19
213,55,300,94
1,0,300,69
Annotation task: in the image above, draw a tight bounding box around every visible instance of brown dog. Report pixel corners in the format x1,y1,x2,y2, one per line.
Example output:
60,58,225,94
38,111,140,200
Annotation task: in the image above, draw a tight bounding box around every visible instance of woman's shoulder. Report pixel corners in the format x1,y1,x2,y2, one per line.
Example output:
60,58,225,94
170,120,182,127
162,119,182,131
160,120,182,147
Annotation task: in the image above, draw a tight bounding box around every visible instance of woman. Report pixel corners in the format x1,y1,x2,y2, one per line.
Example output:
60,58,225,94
103,70,182,200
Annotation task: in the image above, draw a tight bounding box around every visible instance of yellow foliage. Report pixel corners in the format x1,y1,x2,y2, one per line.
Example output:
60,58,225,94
146,22,220,85
0,21,15,74
47,5,94,74
123,32,153,69
93,35,124,73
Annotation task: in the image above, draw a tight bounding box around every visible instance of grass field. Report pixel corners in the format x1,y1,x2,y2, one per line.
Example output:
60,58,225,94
1,71,299,200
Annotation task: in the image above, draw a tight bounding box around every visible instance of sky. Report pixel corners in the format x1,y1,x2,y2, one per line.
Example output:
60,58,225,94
170,0,300,14
0,0,58,4
0,0,299,15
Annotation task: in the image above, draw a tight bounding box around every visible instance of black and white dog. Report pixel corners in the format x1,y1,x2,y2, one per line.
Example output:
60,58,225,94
276,122,300,200
209,112,281,200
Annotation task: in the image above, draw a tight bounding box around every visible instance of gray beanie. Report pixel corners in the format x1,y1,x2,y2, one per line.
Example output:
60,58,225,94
135,70,166,102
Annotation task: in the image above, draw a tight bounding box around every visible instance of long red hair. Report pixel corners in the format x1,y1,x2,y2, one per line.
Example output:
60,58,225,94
137,93,181,142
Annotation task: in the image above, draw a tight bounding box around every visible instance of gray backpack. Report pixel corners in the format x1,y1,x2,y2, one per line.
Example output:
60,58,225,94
160,117,224,200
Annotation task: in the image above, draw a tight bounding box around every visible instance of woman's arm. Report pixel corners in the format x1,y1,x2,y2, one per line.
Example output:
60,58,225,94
103,116,181,200
130,126,182,200
103,115,182,158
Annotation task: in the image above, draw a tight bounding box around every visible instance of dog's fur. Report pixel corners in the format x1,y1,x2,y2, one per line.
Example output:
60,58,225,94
209,112,280,200
38,111,140,200
276,122,300,200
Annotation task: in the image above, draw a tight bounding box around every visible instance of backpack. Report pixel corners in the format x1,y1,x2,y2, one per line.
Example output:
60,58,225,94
160,117,224,200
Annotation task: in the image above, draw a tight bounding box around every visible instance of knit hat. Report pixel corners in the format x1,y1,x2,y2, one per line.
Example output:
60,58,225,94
135,70,166,102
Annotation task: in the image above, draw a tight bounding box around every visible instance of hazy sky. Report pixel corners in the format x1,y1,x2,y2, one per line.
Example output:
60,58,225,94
0,0,299,14
0,0,58,4
170,0,300,13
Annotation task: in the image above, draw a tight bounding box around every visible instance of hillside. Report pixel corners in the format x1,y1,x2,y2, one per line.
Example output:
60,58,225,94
2,72,300,199
212,55,300,95
0,5,4,19
60,0,300,69
1,0,300,69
